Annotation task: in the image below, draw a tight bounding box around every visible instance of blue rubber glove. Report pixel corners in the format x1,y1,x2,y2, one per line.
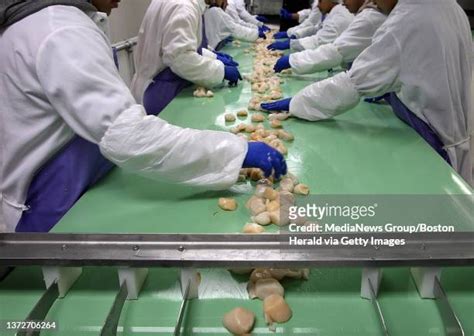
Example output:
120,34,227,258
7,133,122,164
261,98,292,112
221,36,233,47
224,66,242,86
256,15,269,23
258,27,267,39
215,51,239,66
274,31,289,39
280,8,293,20
261,25,271,33
274,55,291,73
290,35,297,39
267,39,291,51
243,142,287,179
216,53,239,67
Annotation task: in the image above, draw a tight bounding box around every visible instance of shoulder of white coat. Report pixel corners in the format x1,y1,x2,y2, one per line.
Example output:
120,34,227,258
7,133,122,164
358,8,387,26
44,5,100,32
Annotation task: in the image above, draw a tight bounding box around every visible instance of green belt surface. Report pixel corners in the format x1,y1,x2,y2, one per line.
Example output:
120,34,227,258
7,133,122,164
1,41,473,336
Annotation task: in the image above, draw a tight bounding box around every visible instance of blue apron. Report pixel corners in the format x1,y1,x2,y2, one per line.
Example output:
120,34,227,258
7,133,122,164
17,20,210,233
142,15,208,115
384,92,451,165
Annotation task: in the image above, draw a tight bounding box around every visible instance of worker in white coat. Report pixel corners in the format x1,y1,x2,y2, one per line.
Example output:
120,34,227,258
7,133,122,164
204,5,264,50
274,0,386,74
0,0,287,233
226,0,269,29
131,0,244,116
268,0,354,52
262,0,472,186
275,1,323,40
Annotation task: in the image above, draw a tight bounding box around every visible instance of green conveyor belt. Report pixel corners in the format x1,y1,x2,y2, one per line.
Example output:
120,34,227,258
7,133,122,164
1,41,473,336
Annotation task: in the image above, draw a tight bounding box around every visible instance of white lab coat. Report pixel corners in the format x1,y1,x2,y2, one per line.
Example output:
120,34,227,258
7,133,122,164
204,7,258,49
290,0,473,185
290,4,354,51
0,5,247,232
131,0,225,104
228,0,262,27
225,0,259,29
289,8,386,74
287,1,322,39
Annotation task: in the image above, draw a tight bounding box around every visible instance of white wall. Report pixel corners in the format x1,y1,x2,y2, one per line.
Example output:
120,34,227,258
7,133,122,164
109,0,151,43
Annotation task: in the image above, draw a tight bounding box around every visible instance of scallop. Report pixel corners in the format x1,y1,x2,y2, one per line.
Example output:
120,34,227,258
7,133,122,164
219,198,237,211
248,278,284,300
225,113,236,122
270,119,282,129
263,294,292,326
237,110,249,117
277,130,294,141
251,113,265,122
251,211,272,226
246,196,266,216
293,184,310,195
222,307,255,335
242,223,265,234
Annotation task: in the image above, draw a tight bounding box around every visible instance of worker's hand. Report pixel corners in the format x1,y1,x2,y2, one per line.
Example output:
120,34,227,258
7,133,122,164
274,31,289,39
258,27,267,39
256,15,269,23
261,98,292,112
216,52,239,67
274,55,291,73
280,8,293,20
267,39,290,51
261,25,271,33
243,142,287,179
224,66,242,86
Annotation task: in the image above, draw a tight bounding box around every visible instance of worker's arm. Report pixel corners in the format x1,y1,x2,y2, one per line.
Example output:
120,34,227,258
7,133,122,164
234,1,263,27
289,44,343,74
226,14,259,42
36,26,247,189
289,9,387,74
226,5,258,29
287,9,323,38
289,30,402,121
162,6,224,88
297,8,311,23
333,9,387,63
291,16,341,51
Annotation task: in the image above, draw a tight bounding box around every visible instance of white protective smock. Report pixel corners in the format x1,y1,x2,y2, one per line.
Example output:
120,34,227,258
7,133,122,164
287,1,323,39
204,6,258,49
290,4,354,51
227,0,263,27
0,5,247,232
225,0,259,29
290,8,386,74
289,0,473,186
131,0,224,104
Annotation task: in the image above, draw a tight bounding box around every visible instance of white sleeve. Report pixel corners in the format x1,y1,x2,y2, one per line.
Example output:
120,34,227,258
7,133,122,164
333,10,387,63
290,72,360,121
162,7,224,88
202,48,217,59
296,17,341,50
226,6,258,29
297,9,311,23
293,25,319,39
289,30,402,121
228,16,259,42
349,30,402,97
289,43,343,74
36,26,247,189
238,7,262,27
100,105,248,189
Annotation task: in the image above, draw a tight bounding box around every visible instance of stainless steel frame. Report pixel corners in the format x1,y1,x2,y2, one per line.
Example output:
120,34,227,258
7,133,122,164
1,232,473,268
